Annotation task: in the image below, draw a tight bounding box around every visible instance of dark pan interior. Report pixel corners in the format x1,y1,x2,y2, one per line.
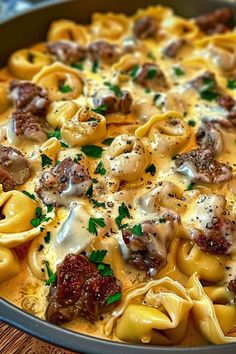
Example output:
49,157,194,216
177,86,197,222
0,0,236,353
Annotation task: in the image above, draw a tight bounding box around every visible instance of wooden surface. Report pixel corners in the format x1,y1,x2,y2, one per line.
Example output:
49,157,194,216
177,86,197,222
0,322,77,354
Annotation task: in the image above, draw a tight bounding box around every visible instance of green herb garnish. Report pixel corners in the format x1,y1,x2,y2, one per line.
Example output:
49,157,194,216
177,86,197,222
31,207,51,228
89,250,107,263
130,223,143,236
92,60,99,73
72,62,84,71
74,154,83,163
90,199,106,208
107,291,122,305
22,190,36,200
145,163,156,176
86,183,93,197
147,51,156,60
104,82,122,97
188,120,196,127
159,218,166,223
88,217,106,235
47,129,61,139
147,68,157,79
186,182,195,191
199,77,219,101
59,84,73,93
45,261,56,285
92,104,108,115
44,231,51,244
115,203,131,229
81,145,103,158
60,141,69,148
94,161,106,175
130,65,140,79
227,78,236,89
102,137,114,146
173,67,185,76
41,154,52,168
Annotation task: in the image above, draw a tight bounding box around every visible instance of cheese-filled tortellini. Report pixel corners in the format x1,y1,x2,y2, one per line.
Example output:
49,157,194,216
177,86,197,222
187,274,236,344
30,137,61,173
33,62,84,101
162,17,200,40
177,240,227,282
0,246,20,284
47,19,88,45
103,134,149,182
8,49,51,80
91,13,130,40
0,191,54,247
135,111,191,156
61,107,107,146
46,100,79,129
106,277,192,345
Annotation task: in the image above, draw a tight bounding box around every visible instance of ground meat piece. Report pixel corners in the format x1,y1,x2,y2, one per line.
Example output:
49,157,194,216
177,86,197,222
47,40,86,65
163,39,186,58
12,110,47,141
228,279,236,302
45,254,121,324
87,41,120,64
196,121,223,155
121,220,172,276
133,16,158,39
93,89,133,115
0,145,30,191
195,8,234,35
175,148,232,184
134,63,168,91
217,94,235,111
194,233,231,254
191,71,218,92
9,80,49,115
35,158,92,206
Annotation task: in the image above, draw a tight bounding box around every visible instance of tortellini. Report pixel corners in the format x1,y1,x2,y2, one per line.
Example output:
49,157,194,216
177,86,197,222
0,85,10,113
47,19,89,45
8,49,51,80
177,240,227,282
61,107,107,146
0,191,54,247
103,134,149,182
46,101,79,129
0,246,20,284
135,111,191,156
162,17,200,40
33,62,84,101
30,137,61,173
91,13,130,40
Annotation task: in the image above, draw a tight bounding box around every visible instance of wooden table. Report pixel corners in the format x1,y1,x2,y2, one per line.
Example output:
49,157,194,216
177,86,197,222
0,322,77,354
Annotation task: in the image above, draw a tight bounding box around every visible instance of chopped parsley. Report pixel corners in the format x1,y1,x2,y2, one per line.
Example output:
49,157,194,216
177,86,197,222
129,65,140,79
147,68,157,79
41,154,52,168
130,223,143,236
145,88,152,94
90,198,106,208
22,190,35,200
88,217,106,235
44,231,51,244
45,261,56,285
94,161,106,175
89,250,107,263
47,205,54,213
59,84,73,93
199,77,219,101
92,104,108,115
104,82,122,97
173,67,185,76
60,141,69,148
92,60,99,73
107,291,122,305
81,145,103,158
188,120,196,127
115,203,131,229
186,182,195,191
72,62,84,71
86,183,93,197
227,78,236,90
47,128,61,139
145,163,156,176
74,153,83,163
102,137,114,146
159,218,166,223
89,250,113,276
31,207,51,228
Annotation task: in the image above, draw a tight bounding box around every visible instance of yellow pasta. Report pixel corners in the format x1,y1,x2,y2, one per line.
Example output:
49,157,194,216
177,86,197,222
0,246,20,284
